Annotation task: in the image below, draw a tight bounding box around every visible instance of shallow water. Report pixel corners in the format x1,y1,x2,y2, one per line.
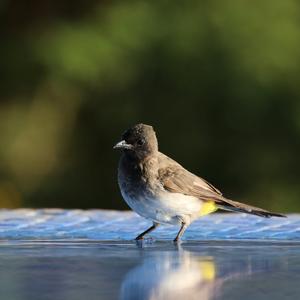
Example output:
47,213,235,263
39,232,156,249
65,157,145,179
0,240,299,300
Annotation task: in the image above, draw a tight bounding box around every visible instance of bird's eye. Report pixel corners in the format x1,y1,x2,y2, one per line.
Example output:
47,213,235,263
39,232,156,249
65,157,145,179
137,139,145,146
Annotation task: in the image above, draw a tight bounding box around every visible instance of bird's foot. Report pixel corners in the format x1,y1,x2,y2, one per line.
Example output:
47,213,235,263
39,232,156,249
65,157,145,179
173,235,184,244
135,237,155,247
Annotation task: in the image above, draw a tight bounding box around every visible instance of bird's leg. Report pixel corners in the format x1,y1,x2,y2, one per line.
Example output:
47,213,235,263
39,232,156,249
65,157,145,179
173,222,188,242
135,222,159,240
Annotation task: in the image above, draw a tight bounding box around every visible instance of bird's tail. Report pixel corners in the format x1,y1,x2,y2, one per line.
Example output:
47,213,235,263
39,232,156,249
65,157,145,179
217,197,286,218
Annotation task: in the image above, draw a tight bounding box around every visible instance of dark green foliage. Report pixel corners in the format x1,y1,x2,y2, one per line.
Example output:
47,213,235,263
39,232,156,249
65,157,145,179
0,0,299,211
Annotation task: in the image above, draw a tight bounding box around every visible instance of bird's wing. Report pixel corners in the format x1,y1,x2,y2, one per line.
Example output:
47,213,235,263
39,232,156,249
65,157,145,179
157,152,222,196
157,152,285,218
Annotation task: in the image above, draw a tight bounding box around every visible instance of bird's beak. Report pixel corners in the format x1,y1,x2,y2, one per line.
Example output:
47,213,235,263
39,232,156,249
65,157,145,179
113,140,133,150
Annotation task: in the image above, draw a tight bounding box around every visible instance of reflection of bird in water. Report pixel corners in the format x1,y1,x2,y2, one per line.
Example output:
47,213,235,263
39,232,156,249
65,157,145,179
119,243,285,300
119,248,220,300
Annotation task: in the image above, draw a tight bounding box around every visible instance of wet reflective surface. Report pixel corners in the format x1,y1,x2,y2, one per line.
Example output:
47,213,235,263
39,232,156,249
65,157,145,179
0,240,299,300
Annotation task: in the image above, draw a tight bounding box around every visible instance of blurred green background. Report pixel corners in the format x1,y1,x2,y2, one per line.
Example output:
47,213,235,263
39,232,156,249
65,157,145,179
0,0,299,212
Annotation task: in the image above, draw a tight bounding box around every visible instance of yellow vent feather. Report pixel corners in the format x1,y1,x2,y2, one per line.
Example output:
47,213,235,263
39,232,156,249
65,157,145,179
199,201,218,216
199,261,216,280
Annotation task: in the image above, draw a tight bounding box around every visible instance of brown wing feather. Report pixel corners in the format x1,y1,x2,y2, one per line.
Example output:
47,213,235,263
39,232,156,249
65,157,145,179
157,152,285,218
157,152,222,195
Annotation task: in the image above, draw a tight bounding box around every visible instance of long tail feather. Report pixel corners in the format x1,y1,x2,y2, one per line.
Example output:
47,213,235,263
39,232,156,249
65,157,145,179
217,198,286,218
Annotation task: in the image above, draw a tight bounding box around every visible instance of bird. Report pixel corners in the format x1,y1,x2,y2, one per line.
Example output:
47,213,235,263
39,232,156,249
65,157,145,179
114,123,285,242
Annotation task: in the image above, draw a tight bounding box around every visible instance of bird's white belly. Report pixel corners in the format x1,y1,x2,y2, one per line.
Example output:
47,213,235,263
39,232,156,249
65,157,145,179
121,189,203,225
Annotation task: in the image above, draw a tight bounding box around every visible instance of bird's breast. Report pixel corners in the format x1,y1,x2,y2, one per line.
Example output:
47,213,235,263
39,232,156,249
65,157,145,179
118,170,203,225
117,155,208,225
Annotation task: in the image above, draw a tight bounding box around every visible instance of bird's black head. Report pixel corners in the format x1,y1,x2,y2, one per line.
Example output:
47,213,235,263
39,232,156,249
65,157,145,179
113,123,158,159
